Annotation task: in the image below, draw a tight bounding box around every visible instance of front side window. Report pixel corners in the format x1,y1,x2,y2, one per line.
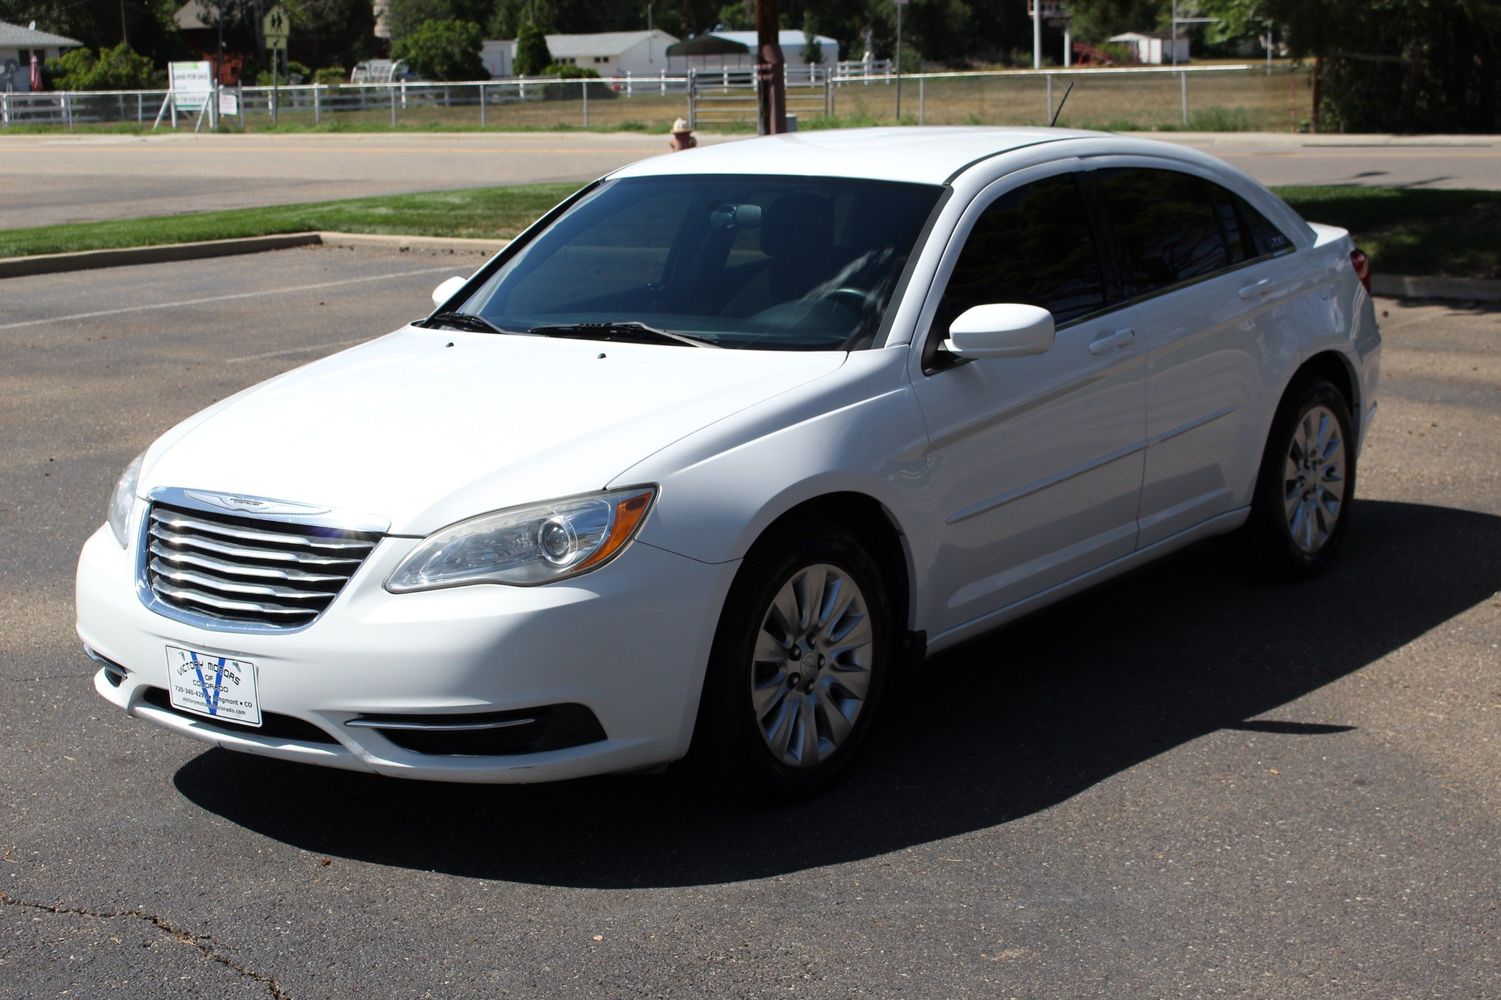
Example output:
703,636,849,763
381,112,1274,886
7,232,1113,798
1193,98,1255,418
459,175,943,351
932,172,1107,340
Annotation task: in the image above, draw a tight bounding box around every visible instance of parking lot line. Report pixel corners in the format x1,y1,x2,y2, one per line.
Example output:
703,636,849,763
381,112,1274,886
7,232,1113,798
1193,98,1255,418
0,265,457,332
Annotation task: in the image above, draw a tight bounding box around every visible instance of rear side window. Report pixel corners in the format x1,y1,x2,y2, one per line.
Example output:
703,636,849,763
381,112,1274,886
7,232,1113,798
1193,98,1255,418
934,173,1106,335
1096,167,1294,300
1239,195,1294,257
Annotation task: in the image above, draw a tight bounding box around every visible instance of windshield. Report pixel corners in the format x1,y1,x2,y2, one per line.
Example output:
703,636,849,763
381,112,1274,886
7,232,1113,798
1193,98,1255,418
456,175,943,351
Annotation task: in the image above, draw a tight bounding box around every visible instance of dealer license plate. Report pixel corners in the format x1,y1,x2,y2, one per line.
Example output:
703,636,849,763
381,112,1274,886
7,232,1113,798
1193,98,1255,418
164,645,261,727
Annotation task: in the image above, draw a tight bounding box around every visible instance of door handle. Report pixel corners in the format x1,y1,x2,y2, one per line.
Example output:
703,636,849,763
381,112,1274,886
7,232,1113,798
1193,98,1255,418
1238,278,1274,300
1088,328,1136,355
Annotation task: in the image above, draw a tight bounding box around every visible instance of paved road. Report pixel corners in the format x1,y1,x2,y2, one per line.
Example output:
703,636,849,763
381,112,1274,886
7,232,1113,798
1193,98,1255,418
1,248,1498,998
0,131,678,229
2,130,1497,229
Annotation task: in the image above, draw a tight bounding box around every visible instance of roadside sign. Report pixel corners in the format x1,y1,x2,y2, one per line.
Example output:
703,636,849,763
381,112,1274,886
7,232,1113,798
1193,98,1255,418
169,61,213,111
263,5,290,49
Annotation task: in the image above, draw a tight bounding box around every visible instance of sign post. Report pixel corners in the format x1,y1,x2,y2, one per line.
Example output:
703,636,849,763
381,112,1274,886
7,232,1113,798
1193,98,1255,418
263,5,290,125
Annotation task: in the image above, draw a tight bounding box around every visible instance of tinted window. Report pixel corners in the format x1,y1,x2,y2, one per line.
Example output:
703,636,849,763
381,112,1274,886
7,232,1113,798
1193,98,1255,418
935,173,1106,335
1097,168,1236,297
1238,194,1294,257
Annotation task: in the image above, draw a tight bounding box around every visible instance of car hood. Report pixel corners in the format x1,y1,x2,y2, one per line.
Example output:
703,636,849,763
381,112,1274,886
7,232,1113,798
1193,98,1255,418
141,326,848,535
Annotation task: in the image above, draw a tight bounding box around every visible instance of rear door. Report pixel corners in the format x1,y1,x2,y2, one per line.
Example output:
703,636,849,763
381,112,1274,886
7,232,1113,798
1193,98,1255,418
1089,165,1303,548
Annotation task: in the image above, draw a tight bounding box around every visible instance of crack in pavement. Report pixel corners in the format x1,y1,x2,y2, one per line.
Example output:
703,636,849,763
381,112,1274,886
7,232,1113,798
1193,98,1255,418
0,889,290,999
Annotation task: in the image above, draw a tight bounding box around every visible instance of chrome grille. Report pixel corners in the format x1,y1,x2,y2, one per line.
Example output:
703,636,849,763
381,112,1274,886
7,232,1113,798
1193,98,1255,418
144,502,380,631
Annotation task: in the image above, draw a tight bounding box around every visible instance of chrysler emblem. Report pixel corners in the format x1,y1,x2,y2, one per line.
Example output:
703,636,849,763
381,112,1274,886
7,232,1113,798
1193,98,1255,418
183,490,332,517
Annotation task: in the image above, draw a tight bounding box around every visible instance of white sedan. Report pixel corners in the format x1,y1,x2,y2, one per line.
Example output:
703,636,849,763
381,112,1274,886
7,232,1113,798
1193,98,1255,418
77,127,1381,794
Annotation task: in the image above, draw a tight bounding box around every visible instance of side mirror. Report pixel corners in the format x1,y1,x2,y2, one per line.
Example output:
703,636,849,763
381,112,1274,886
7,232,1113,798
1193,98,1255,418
431,275,467,308
942,303,1055,360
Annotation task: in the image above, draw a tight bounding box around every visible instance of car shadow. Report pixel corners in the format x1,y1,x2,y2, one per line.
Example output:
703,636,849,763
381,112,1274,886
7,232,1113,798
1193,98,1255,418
174,499,1501,888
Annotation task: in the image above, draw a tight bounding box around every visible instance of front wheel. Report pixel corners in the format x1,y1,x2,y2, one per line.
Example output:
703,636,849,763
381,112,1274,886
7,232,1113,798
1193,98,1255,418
1245,378,1357,579
692,523,892,795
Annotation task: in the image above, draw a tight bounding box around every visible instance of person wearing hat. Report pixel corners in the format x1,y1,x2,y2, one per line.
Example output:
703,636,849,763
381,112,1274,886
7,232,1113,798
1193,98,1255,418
668,118,697,151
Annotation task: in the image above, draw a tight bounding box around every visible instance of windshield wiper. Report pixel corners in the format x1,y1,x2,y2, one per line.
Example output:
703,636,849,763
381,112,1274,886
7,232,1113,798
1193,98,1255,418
423,311,506,334
527,321,718,348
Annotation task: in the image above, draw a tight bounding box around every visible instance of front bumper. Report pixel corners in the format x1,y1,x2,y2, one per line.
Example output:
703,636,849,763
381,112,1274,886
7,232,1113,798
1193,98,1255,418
77,516,735,783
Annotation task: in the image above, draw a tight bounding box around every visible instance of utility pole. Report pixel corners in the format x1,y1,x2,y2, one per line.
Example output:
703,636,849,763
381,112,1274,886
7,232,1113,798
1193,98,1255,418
120,0,129,46
755,0,786,134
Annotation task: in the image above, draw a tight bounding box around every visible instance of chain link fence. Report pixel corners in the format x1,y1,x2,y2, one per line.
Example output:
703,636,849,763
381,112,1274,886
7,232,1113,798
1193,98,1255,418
1,63,1310,134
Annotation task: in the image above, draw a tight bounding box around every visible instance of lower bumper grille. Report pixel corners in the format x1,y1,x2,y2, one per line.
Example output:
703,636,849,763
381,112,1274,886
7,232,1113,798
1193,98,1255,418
346,704,607,756
139,686,339,745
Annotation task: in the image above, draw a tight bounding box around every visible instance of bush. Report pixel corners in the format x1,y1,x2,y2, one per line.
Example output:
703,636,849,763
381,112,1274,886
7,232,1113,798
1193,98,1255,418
393,19,485,81
513,20,551,76
542,63,596,78
255,60,310,85
314,67,346,86
538,64,617,100
49,43,155,91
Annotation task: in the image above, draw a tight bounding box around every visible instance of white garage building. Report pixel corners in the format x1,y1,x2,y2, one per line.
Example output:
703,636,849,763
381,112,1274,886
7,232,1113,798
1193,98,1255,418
482,30,679,79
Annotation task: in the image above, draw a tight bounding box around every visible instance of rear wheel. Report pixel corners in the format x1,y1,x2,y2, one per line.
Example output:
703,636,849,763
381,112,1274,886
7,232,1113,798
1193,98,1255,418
1246,378,1356,579
693,522,891,795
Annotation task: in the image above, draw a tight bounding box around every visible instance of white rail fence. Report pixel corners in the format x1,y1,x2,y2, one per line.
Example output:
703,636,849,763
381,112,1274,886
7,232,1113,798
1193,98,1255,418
1,64,1279,131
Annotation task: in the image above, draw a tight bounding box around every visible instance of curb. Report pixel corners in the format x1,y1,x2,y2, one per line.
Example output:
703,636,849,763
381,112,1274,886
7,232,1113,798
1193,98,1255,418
0,231,508,280
0,233,322,279
4,235,1498,303
314,232,510,255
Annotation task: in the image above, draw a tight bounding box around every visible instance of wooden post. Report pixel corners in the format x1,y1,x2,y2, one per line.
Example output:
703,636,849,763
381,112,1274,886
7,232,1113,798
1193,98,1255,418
755,0,786,134
1310,56,1321,133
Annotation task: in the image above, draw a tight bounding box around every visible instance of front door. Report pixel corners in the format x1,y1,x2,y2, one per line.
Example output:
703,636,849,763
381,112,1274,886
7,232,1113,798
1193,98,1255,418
910,169,1147,641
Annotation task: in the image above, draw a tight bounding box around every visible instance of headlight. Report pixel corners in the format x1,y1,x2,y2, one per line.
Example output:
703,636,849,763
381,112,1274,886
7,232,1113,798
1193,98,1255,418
107,451,145,547
385,486,656,592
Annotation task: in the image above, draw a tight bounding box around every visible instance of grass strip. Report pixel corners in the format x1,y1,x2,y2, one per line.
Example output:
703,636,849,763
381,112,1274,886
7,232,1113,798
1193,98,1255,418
2,182,1496,281
1277,186,1501,280
0,183,578,259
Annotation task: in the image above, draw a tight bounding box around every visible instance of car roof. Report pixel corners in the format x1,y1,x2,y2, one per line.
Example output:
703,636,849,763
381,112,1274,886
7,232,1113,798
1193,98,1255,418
609,126,1128,186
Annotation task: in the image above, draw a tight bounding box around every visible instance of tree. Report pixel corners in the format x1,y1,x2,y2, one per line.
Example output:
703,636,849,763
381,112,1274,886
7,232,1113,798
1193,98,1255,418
391,17,486,79
49,42,156,89
0,0,182,64
1068,0,1501,132
385,0,493,40
285,0,379,71
513,18,551,74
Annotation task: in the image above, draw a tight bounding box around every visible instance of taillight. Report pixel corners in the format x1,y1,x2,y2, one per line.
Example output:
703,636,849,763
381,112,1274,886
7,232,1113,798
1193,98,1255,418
1350,248,1371,293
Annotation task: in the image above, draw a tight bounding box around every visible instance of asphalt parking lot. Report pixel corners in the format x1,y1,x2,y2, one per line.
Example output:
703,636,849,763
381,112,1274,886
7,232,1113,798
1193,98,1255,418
1,247,1497,999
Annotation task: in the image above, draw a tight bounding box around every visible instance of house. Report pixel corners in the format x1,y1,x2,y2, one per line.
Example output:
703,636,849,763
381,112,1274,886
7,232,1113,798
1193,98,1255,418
666,30,840,73
483,30,678,79
1107,31,1189,65
0,20,82,91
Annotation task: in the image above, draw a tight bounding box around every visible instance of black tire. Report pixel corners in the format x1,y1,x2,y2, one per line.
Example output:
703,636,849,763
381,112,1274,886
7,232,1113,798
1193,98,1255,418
691,520,892,796
1245,377,1357,579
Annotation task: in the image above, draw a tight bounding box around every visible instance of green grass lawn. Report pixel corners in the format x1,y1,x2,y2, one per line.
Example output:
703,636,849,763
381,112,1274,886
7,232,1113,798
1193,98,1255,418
1276,186,1501,280
0,184,578,259
3,181,1496,281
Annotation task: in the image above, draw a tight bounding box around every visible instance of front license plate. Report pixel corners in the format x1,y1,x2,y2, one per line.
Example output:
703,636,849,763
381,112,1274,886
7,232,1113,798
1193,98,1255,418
164,645,261,727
